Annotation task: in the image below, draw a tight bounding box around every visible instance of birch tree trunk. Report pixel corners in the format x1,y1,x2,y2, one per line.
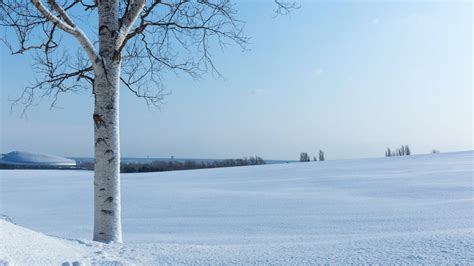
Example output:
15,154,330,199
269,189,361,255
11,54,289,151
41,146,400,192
93,0,122,243
93,62,122,243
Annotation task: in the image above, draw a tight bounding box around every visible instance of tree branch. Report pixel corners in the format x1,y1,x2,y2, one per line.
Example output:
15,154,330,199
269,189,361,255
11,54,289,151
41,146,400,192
2,0,293,114
30,0,76,33
31,0,100,67
47,0,76,27
274,0,299,15
117,0,146,48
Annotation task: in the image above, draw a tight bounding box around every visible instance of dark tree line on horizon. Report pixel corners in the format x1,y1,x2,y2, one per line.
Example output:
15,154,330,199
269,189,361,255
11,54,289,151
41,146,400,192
300,150,325,162
386,145,411,157
79,156,266,173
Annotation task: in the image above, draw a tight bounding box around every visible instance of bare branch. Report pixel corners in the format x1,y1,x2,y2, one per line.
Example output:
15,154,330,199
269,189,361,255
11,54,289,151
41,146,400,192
30,0,99,66
274,0,300,15
120,0,247,79
47,0,76,27
117,0,146,47
30,0,76,33
12,60,94,118
1,0,292,114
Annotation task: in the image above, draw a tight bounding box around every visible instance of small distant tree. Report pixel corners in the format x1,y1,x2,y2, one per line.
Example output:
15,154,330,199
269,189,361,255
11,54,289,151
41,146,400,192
405,145,411,155
432,149,440,154
318,150,325,161
300,152,310,162
385,148,391,157
313,156,317,161
255,156,265,165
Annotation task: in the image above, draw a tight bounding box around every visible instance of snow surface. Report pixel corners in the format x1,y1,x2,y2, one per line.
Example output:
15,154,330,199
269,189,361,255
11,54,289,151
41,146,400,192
0,151,473,264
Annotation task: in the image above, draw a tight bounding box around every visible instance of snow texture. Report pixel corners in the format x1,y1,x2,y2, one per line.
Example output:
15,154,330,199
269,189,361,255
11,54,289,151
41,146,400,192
0,151,473,264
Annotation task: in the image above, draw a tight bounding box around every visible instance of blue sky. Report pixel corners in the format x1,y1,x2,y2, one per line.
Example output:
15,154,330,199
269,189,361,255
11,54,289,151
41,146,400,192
1,1,472,160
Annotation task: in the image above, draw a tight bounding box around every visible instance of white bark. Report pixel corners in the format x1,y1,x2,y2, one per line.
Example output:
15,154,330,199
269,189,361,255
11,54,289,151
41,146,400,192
117,0,146,47
92,0,122,243
93,61,122,243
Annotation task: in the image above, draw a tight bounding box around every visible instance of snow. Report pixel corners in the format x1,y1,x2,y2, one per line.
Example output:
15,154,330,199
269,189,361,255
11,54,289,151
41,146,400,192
0,218,88,265
0,151,76,166
0,151,473,264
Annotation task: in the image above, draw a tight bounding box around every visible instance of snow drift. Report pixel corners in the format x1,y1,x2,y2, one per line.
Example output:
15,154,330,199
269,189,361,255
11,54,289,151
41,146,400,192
0,218,88,265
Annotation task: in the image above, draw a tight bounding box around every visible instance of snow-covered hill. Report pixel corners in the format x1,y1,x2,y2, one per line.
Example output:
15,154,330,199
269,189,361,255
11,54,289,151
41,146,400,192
0,151,76,166
1,151,473,264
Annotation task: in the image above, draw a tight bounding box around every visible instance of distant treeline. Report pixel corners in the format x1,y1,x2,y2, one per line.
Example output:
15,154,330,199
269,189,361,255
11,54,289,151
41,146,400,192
78,156,266,173
299,150,325,162
385,145,411,157
0,164,75,170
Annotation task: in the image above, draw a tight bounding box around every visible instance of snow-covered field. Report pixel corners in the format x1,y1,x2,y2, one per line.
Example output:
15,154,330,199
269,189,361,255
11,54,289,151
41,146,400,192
1,151,473,264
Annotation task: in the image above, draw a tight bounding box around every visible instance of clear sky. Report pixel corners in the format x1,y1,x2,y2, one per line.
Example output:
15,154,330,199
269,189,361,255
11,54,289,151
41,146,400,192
1,1,472,160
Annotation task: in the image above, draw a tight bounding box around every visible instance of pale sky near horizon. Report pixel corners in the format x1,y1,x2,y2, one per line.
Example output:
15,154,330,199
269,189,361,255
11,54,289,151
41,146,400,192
1,1,472,160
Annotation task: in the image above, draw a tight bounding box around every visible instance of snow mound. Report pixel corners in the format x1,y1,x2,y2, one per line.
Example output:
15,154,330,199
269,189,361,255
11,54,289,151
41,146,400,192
0,219,148,265
0,219,90,265
0,151,76,166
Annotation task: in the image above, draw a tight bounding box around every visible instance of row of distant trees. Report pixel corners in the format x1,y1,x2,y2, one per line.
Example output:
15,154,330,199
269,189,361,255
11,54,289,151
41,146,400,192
385,146,444,157
79,156,266,173
385,145,411,157
300,150,325,162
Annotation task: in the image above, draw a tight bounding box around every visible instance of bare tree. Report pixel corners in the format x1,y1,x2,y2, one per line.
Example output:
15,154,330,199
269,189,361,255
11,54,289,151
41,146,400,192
1,0,296,243
318,150,324,161
299,152,309,162
405,145,411,155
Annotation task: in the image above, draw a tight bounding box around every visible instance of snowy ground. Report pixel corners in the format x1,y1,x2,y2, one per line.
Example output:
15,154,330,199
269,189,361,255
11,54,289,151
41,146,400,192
1,151,473,264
